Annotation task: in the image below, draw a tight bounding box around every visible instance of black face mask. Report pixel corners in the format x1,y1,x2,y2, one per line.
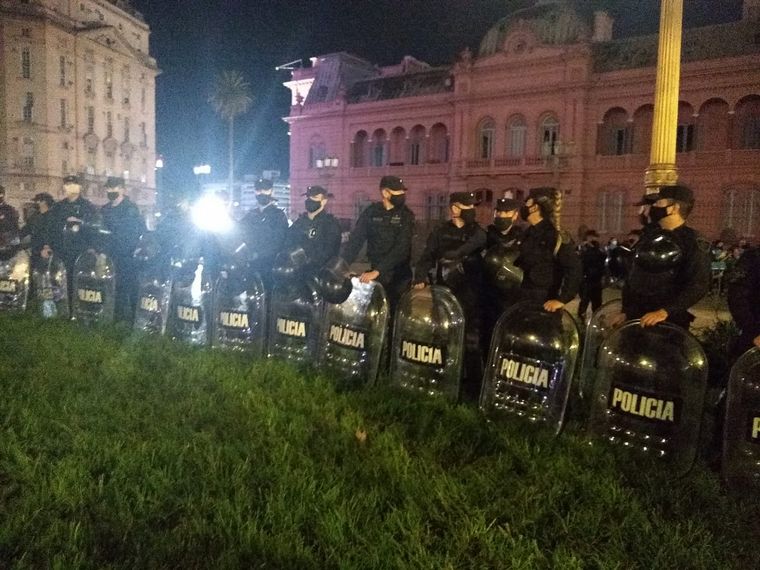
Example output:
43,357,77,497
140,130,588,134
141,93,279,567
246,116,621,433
305,199,321,213
460,209,476,225
648,205,670,223
256,194,271,206
107,191,119,202
519,205,532,220
389,194,405,208
493,217,512,231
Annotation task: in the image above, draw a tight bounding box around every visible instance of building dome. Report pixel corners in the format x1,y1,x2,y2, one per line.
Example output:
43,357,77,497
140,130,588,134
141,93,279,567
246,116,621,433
479,0,591,56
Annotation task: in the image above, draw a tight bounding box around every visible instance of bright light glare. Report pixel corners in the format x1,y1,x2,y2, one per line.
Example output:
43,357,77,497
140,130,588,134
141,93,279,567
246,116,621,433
191,194,233,233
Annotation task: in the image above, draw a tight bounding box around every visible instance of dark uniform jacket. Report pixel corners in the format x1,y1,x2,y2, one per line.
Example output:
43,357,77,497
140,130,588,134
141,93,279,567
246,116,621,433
415,220,486,285
286,210,342,272
101,197,145,261
486,224,522,250
52,196,98,263
579,242,607,285
727,247,760,355
0,202,20,236
241,203,288,268
343,202,415,287
516,218,581,304
622,224,710,328
23,210,59,257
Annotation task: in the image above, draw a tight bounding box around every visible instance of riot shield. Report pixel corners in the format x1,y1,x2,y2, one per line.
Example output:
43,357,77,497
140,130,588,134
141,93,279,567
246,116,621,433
71,250,115,326
390,286,465,402
577,299,624,398
32,256,68,319
587,321,707,475
319,278,389,389
483,244,523,295
211,267,266,355
133,266,172,335
0,248,30,312
166,259,212,346
267,281,323,365
480,302,580,433
723,348,760,492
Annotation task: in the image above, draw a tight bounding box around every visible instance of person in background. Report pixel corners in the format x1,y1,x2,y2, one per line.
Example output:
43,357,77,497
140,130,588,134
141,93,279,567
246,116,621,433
0,185,20,240
577,230,607,322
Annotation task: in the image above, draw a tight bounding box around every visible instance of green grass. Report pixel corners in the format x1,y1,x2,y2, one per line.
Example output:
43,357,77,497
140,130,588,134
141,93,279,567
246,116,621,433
0,314,757,569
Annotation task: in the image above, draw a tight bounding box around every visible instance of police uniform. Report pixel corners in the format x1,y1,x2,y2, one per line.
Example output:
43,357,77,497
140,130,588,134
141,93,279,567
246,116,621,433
578,233,606,320
0,186,20,238
285,186,342,273
415,191,486,400
240,178,288,290
343,176,415,313
101,177,146,322
622,185,710,329
728,247,760,358
516,189,581,306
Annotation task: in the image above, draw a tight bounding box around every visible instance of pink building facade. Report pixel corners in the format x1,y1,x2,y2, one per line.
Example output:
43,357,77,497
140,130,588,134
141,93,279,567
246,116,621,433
284,2,760,240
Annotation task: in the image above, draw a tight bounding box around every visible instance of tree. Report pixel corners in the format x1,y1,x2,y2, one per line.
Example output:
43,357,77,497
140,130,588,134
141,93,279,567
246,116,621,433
209,71,253,195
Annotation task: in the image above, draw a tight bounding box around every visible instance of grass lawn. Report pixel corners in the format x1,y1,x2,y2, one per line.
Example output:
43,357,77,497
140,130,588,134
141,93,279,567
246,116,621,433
0,314,757,569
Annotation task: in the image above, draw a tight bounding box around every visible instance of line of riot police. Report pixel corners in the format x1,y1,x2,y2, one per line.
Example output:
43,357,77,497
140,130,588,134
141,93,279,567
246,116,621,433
2,173,760,491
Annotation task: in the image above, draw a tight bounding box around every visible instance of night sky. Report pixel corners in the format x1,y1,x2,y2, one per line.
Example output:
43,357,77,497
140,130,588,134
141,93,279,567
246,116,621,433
129,0,743,194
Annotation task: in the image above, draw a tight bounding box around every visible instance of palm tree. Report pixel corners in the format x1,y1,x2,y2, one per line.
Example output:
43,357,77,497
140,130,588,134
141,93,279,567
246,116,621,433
209,71,253,195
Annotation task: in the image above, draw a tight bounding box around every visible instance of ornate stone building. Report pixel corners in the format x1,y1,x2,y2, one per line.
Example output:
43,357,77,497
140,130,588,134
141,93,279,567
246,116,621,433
0,0,158,218
284,0,760,239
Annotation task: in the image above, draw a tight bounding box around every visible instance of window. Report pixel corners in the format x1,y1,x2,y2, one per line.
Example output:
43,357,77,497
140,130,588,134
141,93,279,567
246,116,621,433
21,138,34,168
62,160,68,175
59,56,66,87
676,124,695,153
478,119,495,159
507,116,526,158
87,106,95,133
308,139,326,168
141,87,146,111
540,116,560,157
742,118,760,150
723,188,760,237
22,92,33,122
85,66,94,95
59,99,67,128
370,130,387,167
613,128,628,155
21,48,31,79
123,117,130,142
426,192,448,221
409,141,421,165
21,28,31,37
352,131,368,167
140,122,147,146
122,65,131,104
104,69,113,100
597,190,624,233
106,112,113,138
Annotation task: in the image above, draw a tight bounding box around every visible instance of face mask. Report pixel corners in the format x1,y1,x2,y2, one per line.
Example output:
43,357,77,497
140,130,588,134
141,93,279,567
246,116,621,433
107,191,119,202
256,194,271,206
494,218,512,231
305,199,321,213
389,194,405,208
459,209,476,225
649,205,670,223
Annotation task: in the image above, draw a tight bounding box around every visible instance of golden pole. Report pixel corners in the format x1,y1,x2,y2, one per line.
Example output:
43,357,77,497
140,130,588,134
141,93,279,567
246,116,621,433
644,0,684,191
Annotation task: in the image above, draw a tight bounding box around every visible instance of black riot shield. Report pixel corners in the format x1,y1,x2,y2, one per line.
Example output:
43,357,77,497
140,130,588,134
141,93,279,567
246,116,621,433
723,348,760,492
71,251,115,325
587,321,707,475
267,281,323,365
480,302,580,433
166,259,212,346
319,278,389,389
212,267,266,355
133,266,172,335
390,286,465,402
0,248,30,312
32,256,69,319
578,299,623,398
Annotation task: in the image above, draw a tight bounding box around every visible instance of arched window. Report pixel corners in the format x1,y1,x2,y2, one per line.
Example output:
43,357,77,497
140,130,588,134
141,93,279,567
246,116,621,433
308,136,326,168
598,107,631,155
370,129,387,167
697,99,729,151
734,95,760,150
676,102,695,153
408,125,426,165
539,114,560,157
477,118,495,160
426,191,447,221
632,105,653,155
474,189,494,204
21,137,34,168
723,186,760,237
502,188,524,202
596,188,624,233
389,127,406,165
352,130,368,167
506,115,527,158
429,123,448,163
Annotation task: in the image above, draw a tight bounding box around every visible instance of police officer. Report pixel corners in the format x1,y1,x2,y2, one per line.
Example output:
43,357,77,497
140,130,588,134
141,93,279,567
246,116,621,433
240,178,288,290
22,193,57,261
101,176,145,322
516,188,581,312
343,175,414,313
577,229,606,321
0,185,20,239
486,198,522,249
727,246,760,358
621,184,710,329
414,191,486,400
285,185,342,273
53,174,98,297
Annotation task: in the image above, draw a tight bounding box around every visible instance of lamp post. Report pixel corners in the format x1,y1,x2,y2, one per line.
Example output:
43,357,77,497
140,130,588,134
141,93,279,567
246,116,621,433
644,0,684,192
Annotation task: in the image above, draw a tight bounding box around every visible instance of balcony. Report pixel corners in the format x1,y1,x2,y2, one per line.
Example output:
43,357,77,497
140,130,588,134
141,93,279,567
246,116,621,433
457,155,570,175
594,149,760,170
347,161,450,177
